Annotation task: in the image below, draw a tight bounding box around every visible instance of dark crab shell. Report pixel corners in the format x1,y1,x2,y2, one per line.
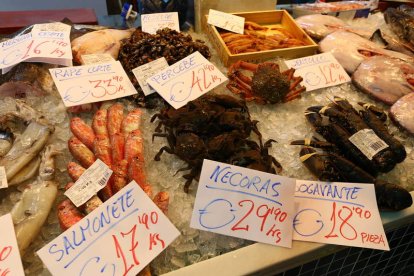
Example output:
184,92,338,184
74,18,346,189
251,65,290,104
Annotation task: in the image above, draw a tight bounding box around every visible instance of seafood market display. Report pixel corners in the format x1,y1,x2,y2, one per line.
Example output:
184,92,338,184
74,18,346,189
0,7,414,276
292,97,412,210
220,21,306,54
151,94,282,192
227,60,305,103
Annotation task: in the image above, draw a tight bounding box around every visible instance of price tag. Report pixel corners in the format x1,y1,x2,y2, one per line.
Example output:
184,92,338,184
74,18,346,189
49,61,137,107
293,180,389,250
349,129,389,160
0,167,8,189
81,54,115,65
132,57,169,96
0,22,72,73
208,9,245,34
64,159,113,207
38,182,180,276
0,214,25,276
190,160,296,247
141,12,180,34
284,53,351,92
146,51,227,109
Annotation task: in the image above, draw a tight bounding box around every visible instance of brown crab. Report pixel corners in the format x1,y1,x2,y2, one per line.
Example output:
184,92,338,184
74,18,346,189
226,60,306,104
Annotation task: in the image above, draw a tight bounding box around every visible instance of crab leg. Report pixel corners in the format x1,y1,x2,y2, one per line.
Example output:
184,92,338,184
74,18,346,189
112,159,128,193
57,199,84,231
92,109,109,136
70,117,95,150
68,136,96,168
122,109,142,136
128,156,152,197
111,133,125,164
107,103,124,136
124,129,144,164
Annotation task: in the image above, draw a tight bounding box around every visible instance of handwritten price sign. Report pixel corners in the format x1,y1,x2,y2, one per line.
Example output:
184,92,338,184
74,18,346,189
141,12,180,34
49,61,137,107
191,160,296,247
147,51,227,109
284,53,351,92
208,9,245,34
293,180,389,250
0,214,25,276
0,22,72,73
38,182,180,276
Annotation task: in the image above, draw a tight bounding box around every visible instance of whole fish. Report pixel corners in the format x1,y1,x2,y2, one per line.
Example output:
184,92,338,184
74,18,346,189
296,14,372,40
384,8,414,46
390,93,414,135
352,56,414,105
71,28,134,64
319,31,414,73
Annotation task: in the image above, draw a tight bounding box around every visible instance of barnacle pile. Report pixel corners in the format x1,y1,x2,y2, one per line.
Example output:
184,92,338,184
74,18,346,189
118,28,211,107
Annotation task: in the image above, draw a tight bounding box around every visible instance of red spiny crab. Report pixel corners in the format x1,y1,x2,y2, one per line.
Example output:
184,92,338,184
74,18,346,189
226,60,306,104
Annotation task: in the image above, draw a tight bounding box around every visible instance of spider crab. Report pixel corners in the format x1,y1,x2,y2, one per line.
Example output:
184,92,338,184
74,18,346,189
226,60,306,104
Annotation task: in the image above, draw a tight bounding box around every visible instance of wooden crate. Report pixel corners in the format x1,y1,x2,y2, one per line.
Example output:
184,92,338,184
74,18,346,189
206,10,318,66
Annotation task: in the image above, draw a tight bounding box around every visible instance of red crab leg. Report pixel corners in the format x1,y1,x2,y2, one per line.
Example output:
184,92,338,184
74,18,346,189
57,199,84,230
237,60,259,72
70,117,96,150
111,133,125,164
107,103,124,137
92,109,109,136
153,191,169,214
112,159,128,193
67,162,86,182
282,68,295,81
284,86,306,102
68,136,96,168
122,109,142,136
124,129,144,164
65,182,103,214
128,156,152,198
289,76,304,91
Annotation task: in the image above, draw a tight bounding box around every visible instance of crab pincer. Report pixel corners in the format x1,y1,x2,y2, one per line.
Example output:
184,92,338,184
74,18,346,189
68,136,96,168
70,117,96,150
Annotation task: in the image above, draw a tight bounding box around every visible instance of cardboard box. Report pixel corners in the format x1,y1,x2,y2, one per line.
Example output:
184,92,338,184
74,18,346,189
206,10,318,66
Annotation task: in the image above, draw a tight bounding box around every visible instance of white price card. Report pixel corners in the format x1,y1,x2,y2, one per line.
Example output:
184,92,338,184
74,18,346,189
293,180,389,250
190,160,296,248
0,22,72,73
65,159,113,207
207,9,245,34
284,53,351,92
0,214,25,276
0,166,8,189
146,51,227,109
141,12,180,34
132,57,169,96
81,53,115,65
38,181,180,276
50,61,137,107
